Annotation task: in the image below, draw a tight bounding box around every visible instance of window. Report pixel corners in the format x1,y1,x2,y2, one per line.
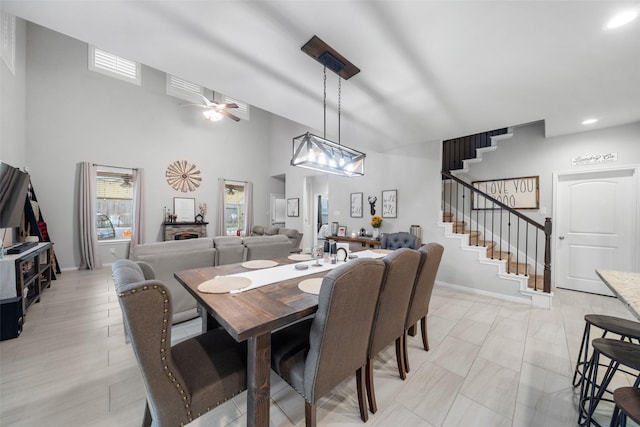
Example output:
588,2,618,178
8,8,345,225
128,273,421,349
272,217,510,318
217,93,250,121
166,74,204,102
96,171,133,240
88,45,141,85
224,182,245,235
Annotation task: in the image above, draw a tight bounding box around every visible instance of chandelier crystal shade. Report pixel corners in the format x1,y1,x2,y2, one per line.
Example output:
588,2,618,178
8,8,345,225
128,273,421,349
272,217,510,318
291,132,365,177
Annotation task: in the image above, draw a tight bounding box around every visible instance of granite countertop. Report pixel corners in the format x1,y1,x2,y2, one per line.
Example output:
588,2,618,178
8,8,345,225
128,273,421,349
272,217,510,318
596,269,640,320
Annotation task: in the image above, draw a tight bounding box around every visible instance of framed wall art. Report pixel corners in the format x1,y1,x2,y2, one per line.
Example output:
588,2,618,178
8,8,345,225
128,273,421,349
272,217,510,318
471,176,539,210
174,197,195,222
381,190,397,218
287,198,299,217
350,192,363,218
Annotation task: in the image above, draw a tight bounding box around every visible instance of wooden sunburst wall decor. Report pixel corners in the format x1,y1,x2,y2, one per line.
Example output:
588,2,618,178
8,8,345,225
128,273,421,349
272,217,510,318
166,160,202,192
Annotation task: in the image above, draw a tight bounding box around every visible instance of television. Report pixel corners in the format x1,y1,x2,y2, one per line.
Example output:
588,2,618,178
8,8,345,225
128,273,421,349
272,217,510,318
0,162,30,229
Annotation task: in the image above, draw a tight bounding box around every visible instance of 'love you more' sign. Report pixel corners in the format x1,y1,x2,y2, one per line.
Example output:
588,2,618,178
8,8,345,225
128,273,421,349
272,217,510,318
471,176,539,210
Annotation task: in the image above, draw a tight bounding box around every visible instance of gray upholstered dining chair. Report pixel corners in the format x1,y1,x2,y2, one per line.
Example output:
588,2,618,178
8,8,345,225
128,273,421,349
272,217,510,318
379,231,418,250
111,259,247,427
270,258,386,426
403,243,444,374
365,248,422,414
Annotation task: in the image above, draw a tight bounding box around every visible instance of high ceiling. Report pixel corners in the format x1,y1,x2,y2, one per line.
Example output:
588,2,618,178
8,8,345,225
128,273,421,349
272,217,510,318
4,1,640,153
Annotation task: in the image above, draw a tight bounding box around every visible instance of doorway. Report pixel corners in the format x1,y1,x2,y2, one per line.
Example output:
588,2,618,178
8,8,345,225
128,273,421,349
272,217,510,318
270,194,285,227
553,167,638,295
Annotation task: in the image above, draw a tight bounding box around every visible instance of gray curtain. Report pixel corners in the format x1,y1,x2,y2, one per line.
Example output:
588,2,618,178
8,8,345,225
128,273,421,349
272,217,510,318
79,161,100,269
244,181,253,236
216,178,226,236
129,168,144,257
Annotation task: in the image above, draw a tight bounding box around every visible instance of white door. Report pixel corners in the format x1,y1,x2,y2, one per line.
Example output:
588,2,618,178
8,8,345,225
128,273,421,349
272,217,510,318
555,168,637,295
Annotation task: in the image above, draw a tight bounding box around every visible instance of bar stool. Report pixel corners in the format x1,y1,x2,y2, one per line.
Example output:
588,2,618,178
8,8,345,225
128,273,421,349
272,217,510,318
610,387,640,427
580,338,640,427
572,315,640,391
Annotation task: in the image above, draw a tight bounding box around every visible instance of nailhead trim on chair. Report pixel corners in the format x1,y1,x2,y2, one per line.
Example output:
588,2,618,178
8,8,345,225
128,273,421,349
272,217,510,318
118,284,195,423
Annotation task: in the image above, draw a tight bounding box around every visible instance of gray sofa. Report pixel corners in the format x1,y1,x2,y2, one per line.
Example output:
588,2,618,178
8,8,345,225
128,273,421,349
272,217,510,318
129,234,296,323
129,238,216,323
251,225,303,252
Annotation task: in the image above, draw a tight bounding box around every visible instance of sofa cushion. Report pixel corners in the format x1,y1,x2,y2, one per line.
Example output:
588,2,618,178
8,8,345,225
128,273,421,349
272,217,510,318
243,235,291,260
213,236,245,265
213,236,243,247
265,226,280,236
242,235,289,245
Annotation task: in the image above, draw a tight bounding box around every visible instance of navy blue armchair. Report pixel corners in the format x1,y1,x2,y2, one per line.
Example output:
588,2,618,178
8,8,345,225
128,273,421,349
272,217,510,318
380,231,418,250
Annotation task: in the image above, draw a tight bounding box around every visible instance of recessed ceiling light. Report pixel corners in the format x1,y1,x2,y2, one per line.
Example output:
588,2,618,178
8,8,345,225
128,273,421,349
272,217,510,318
606,9,638,29
582,118,598,125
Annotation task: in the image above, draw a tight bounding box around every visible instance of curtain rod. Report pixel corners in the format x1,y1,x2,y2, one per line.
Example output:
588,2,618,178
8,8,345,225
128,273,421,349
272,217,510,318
93,163,138,171
223,178,248,184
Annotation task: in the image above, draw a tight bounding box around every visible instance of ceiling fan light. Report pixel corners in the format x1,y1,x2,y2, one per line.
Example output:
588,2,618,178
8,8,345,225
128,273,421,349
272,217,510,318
203,110,223,121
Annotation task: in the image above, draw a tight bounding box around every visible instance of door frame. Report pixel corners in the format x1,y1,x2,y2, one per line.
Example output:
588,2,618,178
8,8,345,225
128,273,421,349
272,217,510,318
552,165,640,290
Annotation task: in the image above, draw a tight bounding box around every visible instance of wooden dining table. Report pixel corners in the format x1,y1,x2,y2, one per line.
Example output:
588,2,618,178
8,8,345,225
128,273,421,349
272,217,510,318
174,256,328,427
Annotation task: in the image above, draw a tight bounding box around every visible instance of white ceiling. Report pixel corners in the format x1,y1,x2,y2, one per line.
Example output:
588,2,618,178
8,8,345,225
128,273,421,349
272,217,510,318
4,1,640,153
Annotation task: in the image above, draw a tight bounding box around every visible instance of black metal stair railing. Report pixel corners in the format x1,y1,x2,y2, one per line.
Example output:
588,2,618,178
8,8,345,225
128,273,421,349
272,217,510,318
442,170,552,293
442,128,508,173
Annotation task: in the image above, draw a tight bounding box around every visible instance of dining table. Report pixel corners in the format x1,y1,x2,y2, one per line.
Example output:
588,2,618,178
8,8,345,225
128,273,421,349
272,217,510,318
596,269,640,320
174,249,388,427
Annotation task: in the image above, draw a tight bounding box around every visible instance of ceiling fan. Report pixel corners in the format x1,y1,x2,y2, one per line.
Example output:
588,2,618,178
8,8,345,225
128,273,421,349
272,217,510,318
182,93,241,122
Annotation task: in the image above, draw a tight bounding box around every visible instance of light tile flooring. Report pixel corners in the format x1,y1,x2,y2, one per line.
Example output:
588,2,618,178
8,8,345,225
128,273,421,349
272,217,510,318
1,268,639,427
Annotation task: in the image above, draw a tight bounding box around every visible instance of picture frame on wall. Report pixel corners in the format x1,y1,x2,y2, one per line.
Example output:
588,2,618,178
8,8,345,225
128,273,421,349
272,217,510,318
350,192,363,218
337,226,347,237
382,190,397,218
174,197,196,222
287,198,299,217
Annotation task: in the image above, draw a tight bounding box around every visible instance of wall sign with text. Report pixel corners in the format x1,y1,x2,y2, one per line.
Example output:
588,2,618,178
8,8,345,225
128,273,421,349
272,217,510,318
472,176,539,210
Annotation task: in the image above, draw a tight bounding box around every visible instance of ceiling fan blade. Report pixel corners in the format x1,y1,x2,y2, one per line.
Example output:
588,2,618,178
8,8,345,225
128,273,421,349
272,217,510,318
180,103,210,108
217,103,239,109
219,110,241,122
199,94,214,107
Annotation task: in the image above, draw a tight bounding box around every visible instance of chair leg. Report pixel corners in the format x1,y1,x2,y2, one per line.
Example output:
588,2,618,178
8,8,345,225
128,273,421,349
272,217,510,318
420,317,429,351
395,336,406,380
142,400,152,427
305,401,317,427
403,330,411,374
365,358,377,413
408,323,417,337
356,367,368,422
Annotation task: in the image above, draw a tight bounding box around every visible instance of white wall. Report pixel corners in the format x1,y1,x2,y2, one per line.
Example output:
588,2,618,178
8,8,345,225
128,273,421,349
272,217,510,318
24,23,283,269
1,15,27,247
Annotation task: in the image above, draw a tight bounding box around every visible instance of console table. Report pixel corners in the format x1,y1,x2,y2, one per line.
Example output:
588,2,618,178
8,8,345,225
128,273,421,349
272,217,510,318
0,242,53,340
162,222,208,241
327,235,381,248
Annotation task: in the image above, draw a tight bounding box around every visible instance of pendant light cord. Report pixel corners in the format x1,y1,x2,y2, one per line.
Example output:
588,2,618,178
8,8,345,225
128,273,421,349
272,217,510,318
323,66,327,139
338,77,341,144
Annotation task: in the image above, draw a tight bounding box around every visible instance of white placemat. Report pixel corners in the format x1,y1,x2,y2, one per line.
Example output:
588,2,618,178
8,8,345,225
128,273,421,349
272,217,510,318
198,276,252,294
298,278,323,295
242,259,279,269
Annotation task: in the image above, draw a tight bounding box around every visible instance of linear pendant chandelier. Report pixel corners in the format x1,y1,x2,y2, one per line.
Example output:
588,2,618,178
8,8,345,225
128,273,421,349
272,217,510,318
291,36,365,177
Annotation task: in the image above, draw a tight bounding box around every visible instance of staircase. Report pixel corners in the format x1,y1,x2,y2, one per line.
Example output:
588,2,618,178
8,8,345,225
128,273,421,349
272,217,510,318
437,128,552,308
443,211,544,291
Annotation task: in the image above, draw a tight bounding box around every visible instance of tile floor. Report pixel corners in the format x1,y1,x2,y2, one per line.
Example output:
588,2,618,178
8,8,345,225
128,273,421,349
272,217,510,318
1,267,639,427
